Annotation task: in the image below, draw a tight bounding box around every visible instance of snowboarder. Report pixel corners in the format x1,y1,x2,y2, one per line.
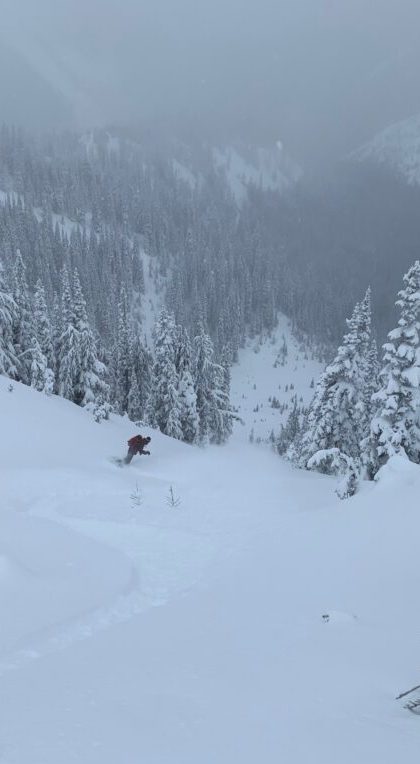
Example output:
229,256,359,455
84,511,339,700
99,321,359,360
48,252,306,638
125,435,151,464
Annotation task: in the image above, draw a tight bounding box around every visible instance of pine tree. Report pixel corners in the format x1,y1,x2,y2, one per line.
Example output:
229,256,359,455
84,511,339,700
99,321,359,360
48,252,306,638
127,368,142,422
72,269,108,407
114,287,132,414
193,325,215,443
175,326,199,443
147,310,182,439
33,279,55,371
277,396,301,456
208,357,234,444
359,339,381,478
298,293,372,472
58,266,80,401
0,260,18,377
51,292,62,394
130,333,151,421
30,336,54,394
368,261,420,469
194,325,233,444
12,249,33,383
91,393,111,423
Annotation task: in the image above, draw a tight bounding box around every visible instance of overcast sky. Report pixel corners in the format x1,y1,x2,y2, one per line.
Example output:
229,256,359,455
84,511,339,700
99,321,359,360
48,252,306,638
2,0,420,165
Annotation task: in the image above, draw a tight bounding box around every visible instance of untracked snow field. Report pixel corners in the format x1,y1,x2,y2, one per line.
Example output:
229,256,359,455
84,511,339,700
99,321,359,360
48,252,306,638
1,329,420,763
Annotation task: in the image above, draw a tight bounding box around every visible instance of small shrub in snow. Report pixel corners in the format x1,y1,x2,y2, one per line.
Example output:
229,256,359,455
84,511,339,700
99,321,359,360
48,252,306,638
307,448,360,499
130,483,143,509
89,394,111,423
166,486,181,508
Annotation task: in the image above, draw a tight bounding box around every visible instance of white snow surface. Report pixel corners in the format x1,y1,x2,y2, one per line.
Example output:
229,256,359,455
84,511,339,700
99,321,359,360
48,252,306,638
1,328,420,762
352,113,420,185
231,317,322,442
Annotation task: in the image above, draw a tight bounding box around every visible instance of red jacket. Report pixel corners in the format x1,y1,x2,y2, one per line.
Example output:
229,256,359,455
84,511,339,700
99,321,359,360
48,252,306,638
128,435,150,452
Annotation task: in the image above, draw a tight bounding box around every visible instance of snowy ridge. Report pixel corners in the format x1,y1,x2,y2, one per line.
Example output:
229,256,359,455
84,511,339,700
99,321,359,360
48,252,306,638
352,114,420,184
76,131,302,204
213,142,302,204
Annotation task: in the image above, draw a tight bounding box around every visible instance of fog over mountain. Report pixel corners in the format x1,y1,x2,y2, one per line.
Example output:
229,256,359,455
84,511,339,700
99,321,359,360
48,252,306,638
2,0,420,166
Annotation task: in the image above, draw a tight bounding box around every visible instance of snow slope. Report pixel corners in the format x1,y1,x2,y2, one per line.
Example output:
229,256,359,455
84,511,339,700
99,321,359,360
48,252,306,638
352,114,420,185
231,316,322,443
213,143,302,204
1,353,420,761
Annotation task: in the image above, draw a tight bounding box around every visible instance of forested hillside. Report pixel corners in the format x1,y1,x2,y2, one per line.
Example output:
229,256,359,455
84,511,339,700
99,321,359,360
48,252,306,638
2,125,420,442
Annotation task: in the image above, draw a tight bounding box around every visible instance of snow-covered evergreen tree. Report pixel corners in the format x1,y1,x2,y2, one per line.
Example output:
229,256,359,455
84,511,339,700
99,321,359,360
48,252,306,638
0,260,18,378
127,368,142,422
33,279,55,373
193,326,215,443
91,393,111,423
367,261,420,470
208,357,234,444
51,292,62,393
147,310,182,439
72,269,108,408
12,250,33,383
114,287,132,415
277,396,301,456
194,325,233,445
298,291,372,473
175,326,199,444
359,339,381,478
58,267,80,402
130,333,151,421
30,336,54,394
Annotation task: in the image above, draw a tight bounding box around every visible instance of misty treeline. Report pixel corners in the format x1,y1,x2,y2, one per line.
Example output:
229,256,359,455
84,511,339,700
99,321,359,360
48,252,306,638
248,159,420,348
277,262,420,497
1,127,418,348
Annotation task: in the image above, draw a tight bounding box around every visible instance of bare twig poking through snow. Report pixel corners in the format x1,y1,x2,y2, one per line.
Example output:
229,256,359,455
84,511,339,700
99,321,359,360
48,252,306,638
395,683,420,714
166,486,181,508
130,483,143,509
396,684,420,700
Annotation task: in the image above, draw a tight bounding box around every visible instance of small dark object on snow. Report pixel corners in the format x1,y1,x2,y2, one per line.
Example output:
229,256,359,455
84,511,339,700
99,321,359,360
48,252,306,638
395,683,420,714
405,698,420,714
396,684,420,701
125,435,151,465
322,614,330,623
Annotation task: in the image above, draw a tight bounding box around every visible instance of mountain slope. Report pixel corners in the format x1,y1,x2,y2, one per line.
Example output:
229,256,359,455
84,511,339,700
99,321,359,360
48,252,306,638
352,114,420,185
1,355,420,762
213,142,302,204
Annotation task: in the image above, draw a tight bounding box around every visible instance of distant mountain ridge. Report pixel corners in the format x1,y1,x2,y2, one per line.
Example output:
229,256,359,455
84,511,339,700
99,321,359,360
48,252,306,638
79,129,302,207
351,114,420,185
